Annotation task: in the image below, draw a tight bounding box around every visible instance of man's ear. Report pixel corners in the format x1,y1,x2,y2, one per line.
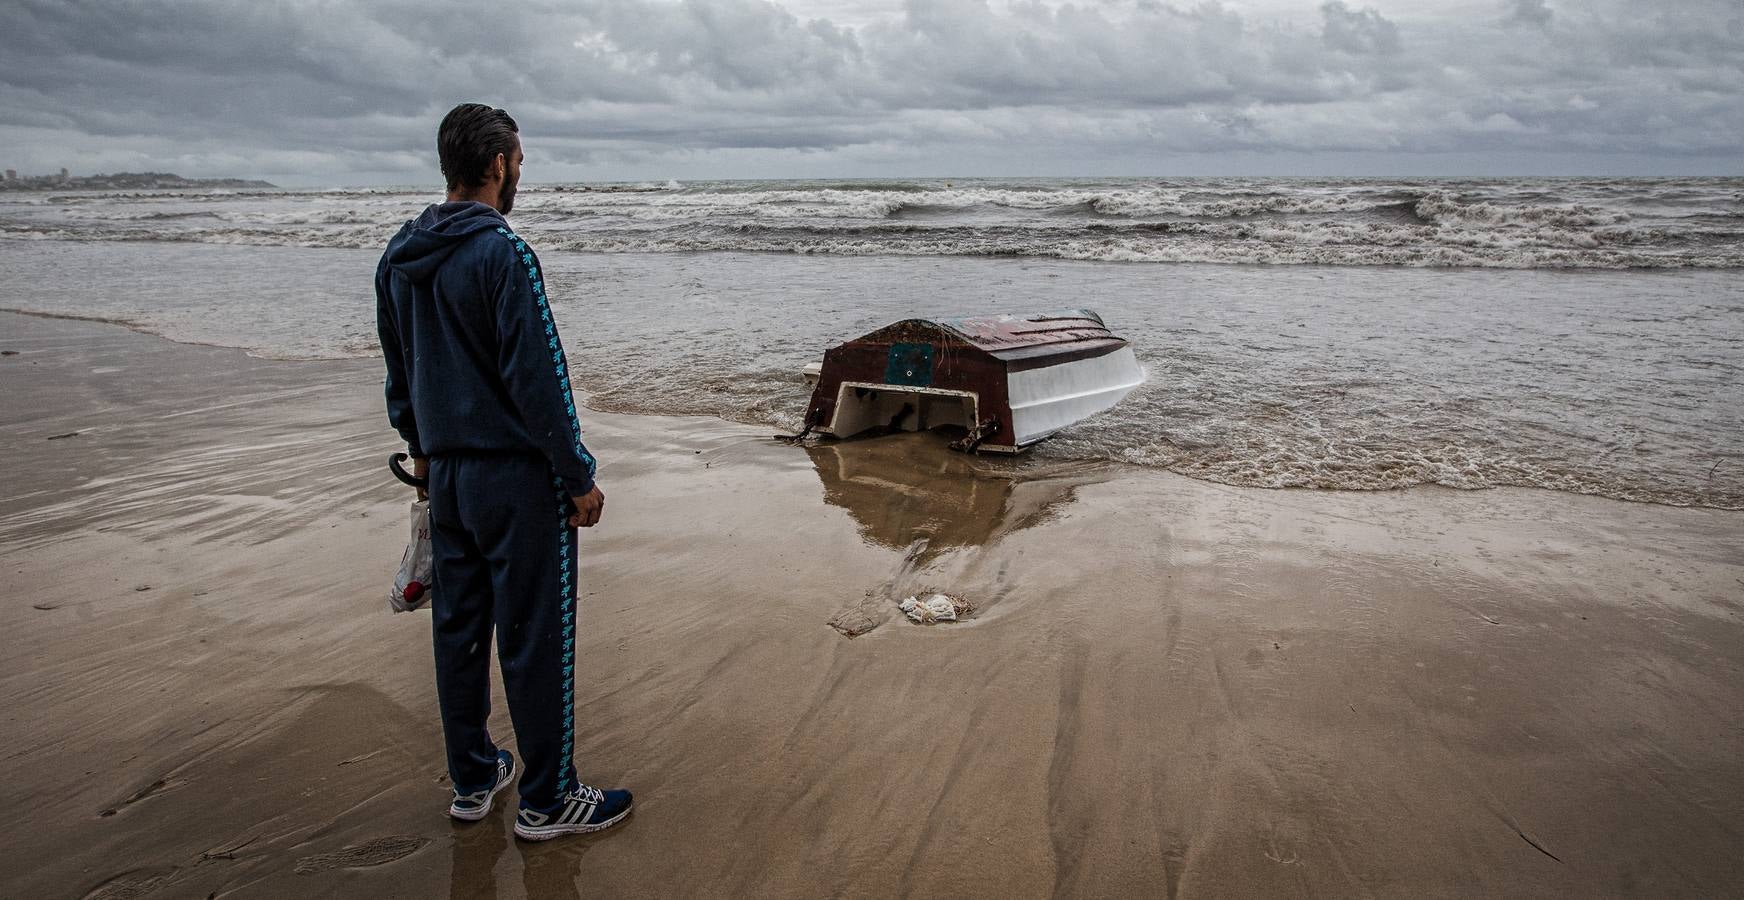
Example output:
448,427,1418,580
491,153,505,181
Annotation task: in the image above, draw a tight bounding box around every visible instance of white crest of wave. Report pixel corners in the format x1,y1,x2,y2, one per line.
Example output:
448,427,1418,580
1413,189,1631,229
531,231,1728,269
512,185,1426,222
1087,191,1402,218
5,178,1739,268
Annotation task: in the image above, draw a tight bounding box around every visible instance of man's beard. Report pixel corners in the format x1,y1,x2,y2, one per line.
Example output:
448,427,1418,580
497,174,518,217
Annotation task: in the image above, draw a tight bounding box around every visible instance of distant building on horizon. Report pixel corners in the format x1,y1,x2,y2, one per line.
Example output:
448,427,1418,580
3,169,14,182
59,167,69,181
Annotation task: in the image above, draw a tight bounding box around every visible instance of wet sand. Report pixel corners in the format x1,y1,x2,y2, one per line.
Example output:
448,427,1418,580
3,310,1743,899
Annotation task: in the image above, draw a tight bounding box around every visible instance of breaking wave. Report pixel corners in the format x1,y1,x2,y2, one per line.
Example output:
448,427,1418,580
2,176,1740,268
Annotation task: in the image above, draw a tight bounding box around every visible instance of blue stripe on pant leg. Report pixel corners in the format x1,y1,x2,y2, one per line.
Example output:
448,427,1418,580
476,456,578,810
554,477,576,795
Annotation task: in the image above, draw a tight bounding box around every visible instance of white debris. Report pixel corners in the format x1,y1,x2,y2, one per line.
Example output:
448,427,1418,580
899,593,971,624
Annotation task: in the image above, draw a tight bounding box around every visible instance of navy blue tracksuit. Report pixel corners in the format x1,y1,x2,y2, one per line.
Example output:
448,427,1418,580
376,201,596,811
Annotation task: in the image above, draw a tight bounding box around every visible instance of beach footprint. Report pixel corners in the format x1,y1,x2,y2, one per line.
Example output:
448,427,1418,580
293,835,429,874
82,867,178,900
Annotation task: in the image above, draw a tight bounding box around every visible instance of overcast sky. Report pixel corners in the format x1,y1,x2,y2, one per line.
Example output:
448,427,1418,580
1,0,1739,185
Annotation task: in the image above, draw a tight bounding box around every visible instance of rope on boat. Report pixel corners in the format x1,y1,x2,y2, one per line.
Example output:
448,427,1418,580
774,410,820,444
949,417,1001,454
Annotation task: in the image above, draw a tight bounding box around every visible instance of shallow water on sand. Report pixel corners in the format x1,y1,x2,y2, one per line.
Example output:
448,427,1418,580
2,225,1741,509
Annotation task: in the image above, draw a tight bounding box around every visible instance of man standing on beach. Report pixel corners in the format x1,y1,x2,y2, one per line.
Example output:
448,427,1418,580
375,103,631,840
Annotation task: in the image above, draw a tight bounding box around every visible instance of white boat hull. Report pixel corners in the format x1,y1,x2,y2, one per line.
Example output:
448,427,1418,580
1006,345,1144,447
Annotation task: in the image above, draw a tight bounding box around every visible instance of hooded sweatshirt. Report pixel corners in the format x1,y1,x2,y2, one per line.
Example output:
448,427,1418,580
376,201,596,496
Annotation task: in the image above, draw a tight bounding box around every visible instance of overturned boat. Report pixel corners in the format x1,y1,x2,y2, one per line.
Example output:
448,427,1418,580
797,309,1144,453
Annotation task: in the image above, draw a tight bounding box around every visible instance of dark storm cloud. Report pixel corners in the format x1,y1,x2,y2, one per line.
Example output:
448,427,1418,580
0,0,1738,182
1320,1,1401,55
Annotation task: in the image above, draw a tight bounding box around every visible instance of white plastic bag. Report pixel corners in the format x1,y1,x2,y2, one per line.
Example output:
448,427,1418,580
390,499,435,613
899,593,970,624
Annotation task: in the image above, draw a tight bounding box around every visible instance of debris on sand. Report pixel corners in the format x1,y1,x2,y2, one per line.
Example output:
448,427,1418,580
899,593,971,624
828,605,882,638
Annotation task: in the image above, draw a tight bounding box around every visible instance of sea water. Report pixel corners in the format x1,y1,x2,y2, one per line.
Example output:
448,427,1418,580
2,177,1740,508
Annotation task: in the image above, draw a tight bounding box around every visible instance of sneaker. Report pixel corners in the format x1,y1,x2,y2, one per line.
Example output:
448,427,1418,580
513,784,634,841
449,750,516,821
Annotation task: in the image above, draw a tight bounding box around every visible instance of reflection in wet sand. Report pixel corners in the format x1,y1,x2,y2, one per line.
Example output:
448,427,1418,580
804,432,1112,560
516,830,602,899
443,808,620,898
805,432,1114,635
448,814,505,900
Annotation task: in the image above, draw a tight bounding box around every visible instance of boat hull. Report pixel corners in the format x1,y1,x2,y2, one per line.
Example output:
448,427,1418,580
1006,344,1144,447
801,309,1144,453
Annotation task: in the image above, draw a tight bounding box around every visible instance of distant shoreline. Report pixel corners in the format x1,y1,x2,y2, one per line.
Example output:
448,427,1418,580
0,171,275,192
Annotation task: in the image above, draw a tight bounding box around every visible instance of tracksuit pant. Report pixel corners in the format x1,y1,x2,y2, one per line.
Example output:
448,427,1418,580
426,451,578,811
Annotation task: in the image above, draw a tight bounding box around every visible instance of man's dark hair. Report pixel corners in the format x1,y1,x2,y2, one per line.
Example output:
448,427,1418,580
437,103,519,191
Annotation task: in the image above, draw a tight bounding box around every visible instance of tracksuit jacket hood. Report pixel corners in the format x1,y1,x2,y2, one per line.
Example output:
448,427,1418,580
385,200,508,282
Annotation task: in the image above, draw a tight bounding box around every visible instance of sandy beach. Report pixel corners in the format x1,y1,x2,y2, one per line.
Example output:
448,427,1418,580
3,309,1742,899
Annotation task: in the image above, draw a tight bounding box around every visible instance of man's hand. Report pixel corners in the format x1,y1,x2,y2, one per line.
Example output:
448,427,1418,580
569,485,604,528
412,456,428,501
